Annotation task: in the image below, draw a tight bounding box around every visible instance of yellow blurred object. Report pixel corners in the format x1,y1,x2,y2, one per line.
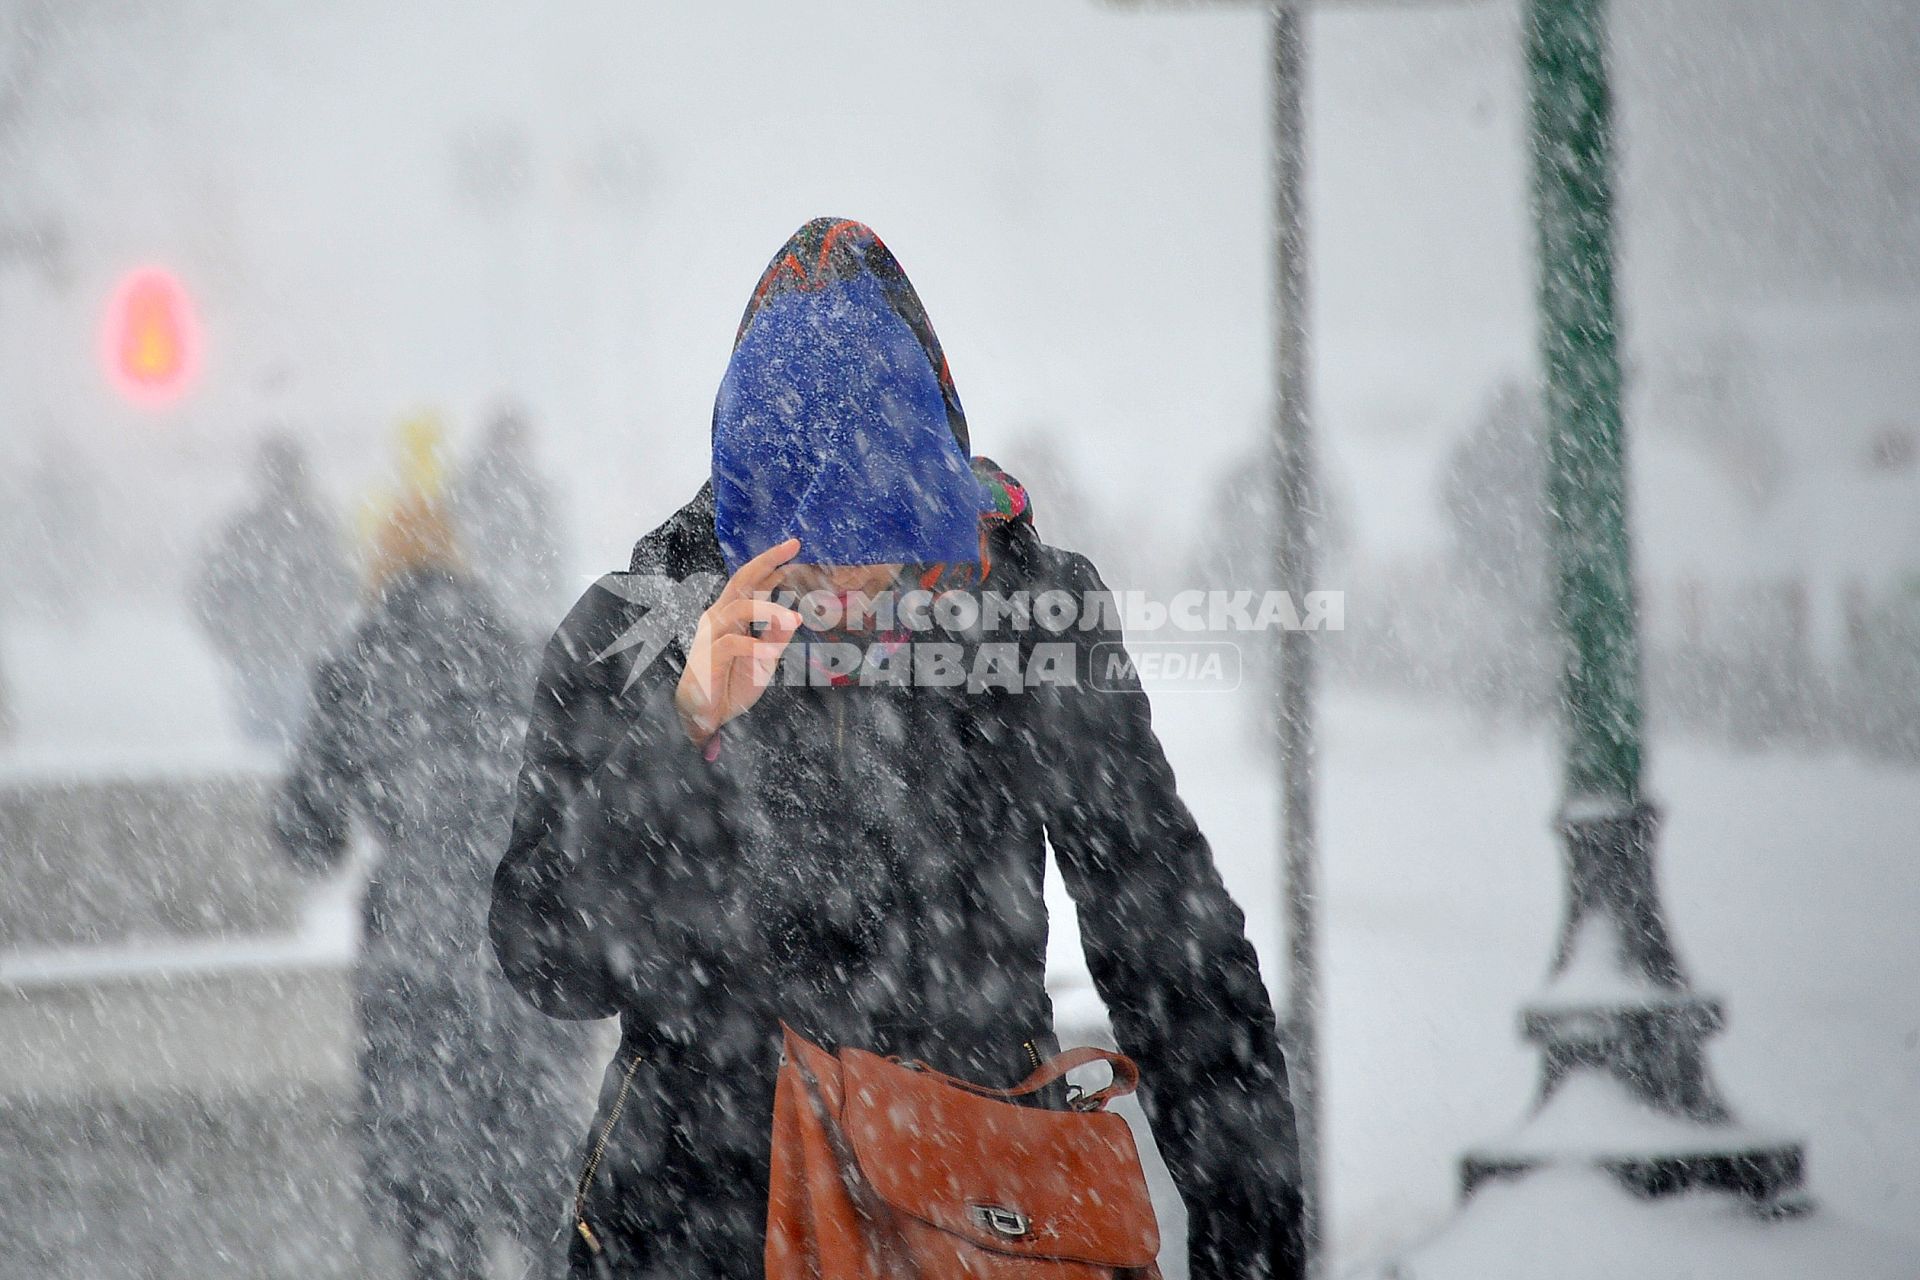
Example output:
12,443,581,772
398,411,445,497
364,410,461,590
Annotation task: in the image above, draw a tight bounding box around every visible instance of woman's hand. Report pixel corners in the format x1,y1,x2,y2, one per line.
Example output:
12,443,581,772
674,537,804,748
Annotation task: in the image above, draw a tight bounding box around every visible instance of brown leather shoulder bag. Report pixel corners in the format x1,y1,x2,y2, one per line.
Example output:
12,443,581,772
767,1021,1162,1280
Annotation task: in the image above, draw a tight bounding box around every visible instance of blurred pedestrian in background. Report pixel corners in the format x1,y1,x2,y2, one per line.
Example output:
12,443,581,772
273,418,590,1279
191,430,356,748
452,401,569,641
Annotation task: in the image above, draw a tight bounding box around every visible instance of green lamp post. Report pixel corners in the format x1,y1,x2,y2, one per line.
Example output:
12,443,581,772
1460,0,1804,1210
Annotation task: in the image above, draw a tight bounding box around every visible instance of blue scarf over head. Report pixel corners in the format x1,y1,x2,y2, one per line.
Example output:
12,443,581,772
712,219,990,571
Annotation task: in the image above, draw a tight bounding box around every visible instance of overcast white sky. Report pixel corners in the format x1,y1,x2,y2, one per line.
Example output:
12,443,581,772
2,0,1915,583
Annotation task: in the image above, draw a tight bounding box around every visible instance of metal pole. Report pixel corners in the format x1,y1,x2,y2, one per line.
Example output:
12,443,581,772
1268,3,1323,1274
1532,0,1640,809
1459,0,1804,1210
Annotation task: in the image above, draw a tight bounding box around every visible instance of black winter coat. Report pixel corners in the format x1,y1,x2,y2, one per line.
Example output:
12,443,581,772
489,483,1304,1279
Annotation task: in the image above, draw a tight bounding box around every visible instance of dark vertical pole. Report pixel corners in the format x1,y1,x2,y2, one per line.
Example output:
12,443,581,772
1269,3,1322,1275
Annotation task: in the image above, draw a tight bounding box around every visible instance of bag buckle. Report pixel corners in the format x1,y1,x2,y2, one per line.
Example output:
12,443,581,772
971,1203,1032,1239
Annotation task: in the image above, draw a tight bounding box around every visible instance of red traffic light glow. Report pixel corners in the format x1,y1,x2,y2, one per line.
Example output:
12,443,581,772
103,266,201,406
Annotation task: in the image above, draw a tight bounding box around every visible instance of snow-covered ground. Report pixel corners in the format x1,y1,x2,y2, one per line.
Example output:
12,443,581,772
6,612,1918,1272
1083,683,1920,1272
1379,1167,1915,1280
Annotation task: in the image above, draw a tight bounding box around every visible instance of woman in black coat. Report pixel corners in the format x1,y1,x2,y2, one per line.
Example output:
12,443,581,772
489,219,1304,1280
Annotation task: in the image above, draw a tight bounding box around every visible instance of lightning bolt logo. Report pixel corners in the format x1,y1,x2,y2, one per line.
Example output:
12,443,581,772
591,571,725,694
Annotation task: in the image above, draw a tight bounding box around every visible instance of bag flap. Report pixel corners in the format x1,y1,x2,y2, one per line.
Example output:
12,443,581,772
838,1047,1160,1267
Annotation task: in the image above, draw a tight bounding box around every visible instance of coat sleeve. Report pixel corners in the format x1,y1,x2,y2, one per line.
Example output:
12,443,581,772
487,584,745,1033
271,655,364,874
1031,549,1306,1280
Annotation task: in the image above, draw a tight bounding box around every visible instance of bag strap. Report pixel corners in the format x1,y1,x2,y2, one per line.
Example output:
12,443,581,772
892,1046,1140,1112
790,1041,916,1274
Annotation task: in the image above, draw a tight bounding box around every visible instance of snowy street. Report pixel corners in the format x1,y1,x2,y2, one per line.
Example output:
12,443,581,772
1042,682,1920,1272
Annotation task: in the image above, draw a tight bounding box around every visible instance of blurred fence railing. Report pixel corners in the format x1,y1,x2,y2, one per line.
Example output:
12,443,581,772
0,768,380,1278
0,768,306,950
